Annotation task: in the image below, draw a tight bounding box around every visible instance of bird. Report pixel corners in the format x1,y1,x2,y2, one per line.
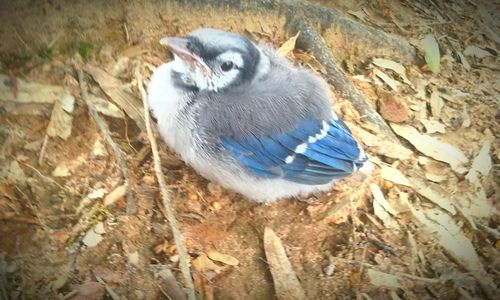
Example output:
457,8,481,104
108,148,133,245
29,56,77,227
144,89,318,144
148,28,370,203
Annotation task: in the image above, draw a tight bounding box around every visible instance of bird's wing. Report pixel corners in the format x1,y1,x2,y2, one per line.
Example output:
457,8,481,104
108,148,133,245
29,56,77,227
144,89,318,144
221,114,368,185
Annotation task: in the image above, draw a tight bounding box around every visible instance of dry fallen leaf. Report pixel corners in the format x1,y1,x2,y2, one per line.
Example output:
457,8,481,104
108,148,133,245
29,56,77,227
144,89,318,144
89,95,125,119
277,31,300,57
457,183,495,218
206,250,239,266
293,52,327,74
408,203,495,290
410,177,456,214
264,227,306,300
424,172,447,183
103,184,127,206
429,90,444,119
370,183,400,229
413,78,428,100
380,165,411,187
0,73,66,104
457,51,471,71
390,123,468,171
478,6,500,44
463,45,493,58
422,33,440,74
374,68,400,91
46,92,75,140
367,269,403,289
84,65,146,131
438,88,470,104
348,10,368,22
420,119,446,134
372,58,414,87
192,253,225,275
466,140,492,184
347,123,413,160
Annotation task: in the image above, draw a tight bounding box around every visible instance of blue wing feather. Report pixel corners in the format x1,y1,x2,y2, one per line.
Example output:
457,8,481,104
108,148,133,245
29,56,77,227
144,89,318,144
221,116,367,185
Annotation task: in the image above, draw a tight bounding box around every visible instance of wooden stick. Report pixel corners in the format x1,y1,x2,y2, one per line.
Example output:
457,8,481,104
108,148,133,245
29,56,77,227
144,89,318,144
77,69,135,215
123,22,130,43
135,63,196,300
38,133,49,165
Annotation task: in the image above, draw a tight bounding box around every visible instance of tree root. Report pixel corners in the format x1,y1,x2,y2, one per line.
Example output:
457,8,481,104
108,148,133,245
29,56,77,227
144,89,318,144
174,0,418,64
287,19,398,142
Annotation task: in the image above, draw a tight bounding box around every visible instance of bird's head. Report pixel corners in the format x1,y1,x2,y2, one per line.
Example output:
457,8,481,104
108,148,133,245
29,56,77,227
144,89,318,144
161,28,265,92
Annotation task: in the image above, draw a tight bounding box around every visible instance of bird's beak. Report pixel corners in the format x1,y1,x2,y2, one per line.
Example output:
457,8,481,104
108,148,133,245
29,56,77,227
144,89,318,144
160,37,212,77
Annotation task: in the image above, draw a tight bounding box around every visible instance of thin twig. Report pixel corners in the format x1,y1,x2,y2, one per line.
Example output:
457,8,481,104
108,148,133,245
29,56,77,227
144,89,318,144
358,245,368,278
158,284,174,300
457,286,474,300
472,63,500,72
38,134,49,165
22,162,63,190
135,63,196,300
14,28,32,52
123,22,130,43
9,71,18,99
48,30,63,48
0,214,41,225
77,69,135,215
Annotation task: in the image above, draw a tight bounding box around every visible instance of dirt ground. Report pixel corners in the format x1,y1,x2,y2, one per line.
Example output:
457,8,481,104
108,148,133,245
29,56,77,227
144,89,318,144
0,0,499,299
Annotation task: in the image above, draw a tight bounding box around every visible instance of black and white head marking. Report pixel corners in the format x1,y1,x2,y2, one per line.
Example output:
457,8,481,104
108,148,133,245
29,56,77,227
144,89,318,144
166,28,263,92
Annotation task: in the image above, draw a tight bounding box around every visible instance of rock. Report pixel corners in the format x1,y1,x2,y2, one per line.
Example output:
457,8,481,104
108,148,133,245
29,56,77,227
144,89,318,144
127,251,139,266
52,163,70,177
89,139,108,159
82,226,104,248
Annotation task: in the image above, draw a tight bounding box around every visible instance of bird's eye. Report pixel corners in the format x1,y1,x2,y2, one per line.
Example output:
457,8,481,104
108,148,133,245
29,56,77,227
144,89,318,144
220,61,234,72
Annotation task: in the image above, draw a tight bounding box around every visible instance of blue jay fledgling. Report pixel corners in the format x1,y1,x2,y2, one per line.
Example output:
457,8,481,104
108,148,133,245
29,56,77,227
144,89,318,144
148,28,370,202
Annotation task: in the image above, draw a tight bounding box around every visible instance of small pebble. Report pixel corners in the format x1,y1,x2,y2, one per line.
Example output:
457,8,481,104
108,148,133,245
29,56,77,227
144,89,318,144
211,201,221,211
142,175,156,185
89,139,108,159
188,191,199,201
169,254,179,263
323,263,335,276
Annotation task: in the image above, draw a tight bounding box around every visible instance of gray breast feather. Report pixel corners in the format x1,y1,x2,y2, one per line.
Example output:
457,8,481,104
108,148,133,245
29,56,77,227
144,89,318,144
196,61,332,138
